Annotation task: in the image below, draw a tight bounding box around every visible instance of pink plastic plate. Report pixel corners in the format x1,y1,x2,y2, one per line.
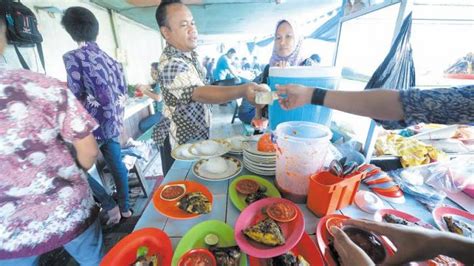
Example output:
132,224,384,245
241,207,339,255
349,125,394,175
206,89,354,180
374,209,434,229
432,206,474,232
248,232,324,265
234,198,304,258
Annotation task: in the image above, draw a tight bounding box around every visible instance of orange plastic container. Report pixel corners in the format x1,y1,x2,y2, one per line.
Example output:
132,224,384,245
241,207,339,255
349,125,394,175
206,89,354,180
307,170,365,217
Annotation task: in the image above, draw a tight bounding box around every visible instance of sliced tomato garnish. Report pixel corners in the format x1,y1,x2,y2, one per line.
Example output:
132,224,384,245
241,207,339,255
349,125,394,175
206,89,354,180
236,179,260,195
266,202,297,223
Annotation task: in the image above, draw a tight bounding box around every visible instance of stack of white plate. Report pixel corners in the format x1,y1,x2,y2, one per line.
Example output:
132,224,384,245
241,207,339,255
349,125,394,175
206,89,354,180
242,141,276,176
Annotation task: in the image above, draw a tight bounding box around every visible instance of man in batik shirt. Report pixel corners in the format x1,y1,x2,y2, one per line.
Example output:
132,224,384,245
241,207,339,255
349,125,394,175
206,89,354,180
154,1,268,175
62,7,132,218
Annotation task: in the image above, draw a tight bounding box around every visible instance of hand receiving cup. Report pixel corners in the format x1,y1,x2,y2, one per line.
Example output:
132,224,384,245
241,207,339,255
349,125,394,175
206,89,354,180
251,118,269,130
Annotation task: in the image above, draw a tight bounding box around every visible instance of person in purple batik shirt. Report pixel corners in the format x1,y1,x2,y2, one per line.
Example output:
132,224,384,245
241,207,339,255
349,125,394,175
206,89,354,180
61,7,132,219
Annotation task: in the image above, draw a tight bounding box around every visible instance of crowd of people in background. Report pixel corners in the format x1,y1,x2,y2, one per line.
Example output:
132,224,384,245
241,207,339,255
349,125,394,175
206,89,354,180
201,51,264,84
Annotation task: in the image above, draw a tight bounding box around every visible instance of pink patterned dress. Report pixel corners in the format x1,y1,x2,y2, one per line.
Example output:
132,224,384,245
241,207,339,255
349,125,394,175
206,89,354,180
0,68,99,259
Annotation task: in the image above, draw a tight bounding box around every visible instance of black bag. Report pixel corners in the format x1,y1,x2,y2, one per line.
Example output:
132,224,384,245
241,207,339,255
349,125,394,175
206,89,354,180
365,13,415,129
0,0,45,71
365,12,415,91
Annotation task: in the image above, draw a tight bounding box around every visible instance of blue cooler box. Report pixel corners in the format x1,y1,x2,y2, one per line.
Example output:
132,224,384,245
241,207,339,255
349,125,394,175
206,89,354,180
268,66,340,130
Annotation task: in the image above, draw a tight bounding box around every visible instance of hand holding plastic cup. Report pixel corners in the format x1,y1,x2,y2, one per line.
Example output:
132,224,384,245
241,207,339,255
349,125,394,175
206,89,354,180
251,118,269,130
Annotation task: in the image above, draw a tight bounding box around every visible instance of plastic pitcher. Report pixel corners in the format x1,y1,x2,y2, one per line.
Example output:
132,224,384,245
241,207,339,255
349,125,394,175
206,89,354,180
268,66,341,130
274,121,333,203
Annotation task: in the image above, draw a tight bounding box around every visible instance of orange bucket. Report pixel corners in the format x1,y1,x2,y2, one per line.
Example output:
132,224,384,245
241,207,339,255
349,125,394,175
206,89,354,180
306,170,365,217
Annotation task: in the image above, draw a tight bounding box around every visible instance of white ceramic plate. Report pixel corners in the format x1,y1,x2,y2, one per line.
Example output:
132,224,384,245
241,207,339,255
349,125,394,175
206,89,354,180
243,157,276,170
193,156,243,181
244,163,275,176
242,141,276,157
243,151,276,164
188,139,232,159
171,143,199,161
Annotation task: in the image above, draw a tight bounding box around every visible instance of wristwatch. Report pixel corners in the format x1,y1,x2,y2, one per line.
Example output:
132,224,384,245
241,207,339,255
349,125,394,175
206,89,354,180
311,87,327,106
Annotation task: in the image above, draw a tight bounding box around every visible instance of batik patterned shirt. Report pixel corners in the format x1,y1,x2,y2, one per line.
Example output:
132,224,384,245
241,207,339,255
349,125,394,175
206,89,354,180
0,68,98,259
378,85,474,128
63,42,127,141
157,45,210,146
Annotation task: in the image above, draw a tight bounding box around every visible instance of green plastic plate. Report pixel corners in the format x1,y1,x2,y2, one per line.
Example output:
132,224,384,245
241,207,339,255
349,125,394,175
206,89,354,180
229,175,281,211
172,220,248,266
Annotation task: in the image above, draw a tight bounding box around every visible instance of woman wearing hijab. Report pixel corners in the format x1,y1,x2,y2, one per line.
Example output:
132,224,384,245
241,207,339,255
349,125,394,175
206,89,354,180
268,19,305,69
238,19,310,129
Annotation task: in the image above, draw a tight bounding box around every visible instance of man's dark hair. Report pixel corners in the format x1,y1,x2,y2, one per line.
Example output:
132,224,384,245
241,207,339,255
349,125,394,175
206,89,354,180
155,0,183,28
61,7,99,42
227,48,236,55
151,62,159,70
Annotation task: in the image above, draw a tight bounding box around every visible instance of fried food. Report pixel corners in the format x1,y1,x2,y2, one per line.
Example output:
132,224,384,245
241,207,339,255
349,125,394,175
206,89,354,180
269,252,310,266
245,186,268,205
382,214,421,227
178,192,212,214
443,215,473,238
209,246,241,266
242,218,285,246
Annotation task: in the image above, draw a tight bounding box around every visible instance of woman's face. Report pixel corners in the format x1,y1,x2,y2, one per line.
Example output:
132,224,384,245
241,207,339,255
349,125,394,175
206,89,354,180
275,22,296,57
150,68,159,81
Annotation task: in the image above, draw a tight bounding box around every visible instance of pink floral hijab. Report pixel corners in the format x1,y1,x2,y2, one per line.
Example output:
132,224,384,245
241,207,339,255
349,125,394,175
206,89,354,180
269,19,304,67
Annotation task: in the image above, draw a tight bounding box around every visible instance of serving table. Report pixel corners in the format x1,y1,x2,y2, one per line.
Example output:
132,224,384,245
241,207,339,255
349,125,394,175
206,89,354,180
134,156,468,255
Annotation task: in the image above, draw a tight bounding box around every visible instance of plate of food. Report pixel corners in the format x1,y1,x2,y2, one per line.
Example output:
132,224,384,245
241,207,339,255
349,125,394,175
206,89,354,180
376,209,464,265
229,175,281,211
242,139,276,157
172,220,248,266
316,214,350,266
171,143,199,161
227,135,248,154
248,232,324,265
153,181,213,219
234,198,304,258
192,156,243,182
177,248,216,266
433,206,473,239
188,139,232,159
374,209,434,229
316,215,396,266
101,228,172,266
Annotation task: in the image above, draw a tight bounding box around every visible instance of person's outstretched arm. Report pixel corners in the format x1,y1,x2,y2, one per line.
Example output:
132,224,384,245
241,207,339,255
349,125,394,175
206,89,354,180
192,82,268,106
277,84,474,125
333,219,474,265
276,84,404,121
136,84,162,101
